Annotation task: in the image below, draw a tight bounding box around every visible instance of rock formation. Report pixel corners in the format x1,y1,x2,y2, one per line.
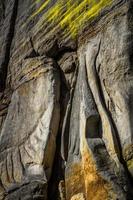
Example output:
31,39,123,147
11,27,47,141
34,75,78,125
0,0,133,199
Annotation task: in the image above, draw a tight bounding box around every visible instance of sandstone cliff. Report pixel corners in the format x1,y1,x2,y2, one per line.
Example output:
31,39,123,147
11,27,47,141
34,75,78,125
0,0,133,199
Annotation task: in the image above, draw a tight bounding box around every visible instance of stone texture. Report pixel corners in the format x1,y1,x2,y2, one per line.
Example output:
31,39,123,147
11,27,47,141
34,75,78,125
0,0,133,200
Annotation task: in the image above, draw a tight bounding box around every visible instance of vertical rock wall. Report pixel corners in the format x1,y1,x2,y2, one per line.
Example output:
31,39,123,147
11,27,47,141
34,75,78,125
0,0,133,199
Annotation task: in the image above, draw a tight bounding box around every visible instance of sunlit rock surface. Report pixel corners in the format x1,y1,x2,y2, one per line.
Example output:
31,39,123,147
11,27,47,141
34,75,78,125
0,0,133,199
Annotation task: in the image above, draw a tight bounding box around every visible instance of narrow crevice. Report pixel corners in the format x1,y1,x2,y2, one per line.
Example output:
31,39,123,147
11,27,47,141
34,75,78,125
5,157,10,184
47,129,65,200
18,147,25,177
10,153,15,183
61,70,78,160
47,65,67,200
24,38,40,59
48,54,78,199
0,0,19,92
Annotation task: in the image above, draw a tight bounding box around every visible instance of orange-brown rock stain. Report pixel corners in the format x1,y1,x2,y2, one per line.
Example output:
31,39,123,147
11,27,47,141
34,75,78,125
81,146,109,200
65,145,111,200
65,116,111,200
65,162,85,200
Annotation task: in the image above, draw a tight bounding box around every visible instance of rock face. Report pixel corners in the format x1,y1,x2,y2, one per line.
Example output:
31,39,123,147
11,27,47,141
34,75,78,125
0,0,133,199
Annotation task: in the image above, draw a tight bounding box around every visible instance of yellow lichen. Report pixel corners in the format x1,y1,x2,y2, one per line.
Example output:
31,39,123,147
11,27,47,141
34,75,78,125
31,0,51,18
127,159,133,170
30,0,113,37
65,162,86,200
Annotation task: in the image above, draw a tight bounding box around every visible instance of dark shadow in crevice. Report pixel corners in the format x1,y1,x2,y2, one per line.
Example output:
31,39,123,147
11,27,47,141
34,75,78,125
47,65,69,200
48,53,78,199
0,0,19,92
24,38,40,59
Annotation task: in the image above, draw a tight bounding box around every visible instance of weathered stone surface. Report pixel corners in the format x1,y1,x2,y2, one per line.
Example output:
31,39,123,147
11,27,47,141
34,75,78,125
0,0,133,199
